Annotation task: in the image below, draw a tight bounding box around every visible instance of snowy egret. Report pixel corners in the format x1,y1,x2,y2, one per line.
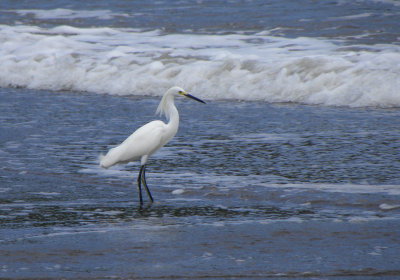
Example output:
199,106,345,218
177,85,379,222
100,86,205,204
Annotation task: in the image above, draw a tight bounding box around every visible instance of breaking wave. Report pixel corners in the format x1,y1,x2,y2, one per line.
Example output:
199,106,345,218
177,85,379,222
1,24,400,107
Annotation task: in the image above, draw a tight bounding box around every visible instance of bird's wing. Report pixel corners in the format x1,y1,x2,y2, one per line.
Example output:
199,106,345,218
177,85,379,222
101,120,167,168
121,120,167,157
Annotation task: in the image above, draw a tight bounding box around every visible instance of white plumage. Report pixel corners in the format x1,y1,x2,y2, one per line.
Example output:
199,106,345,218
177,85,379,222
100,86,205,204
100,120,172,168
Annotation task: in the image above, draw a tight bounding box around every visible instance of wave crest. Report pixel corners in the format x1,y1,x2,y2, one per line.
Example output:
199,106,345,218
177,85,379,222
1,24,399,108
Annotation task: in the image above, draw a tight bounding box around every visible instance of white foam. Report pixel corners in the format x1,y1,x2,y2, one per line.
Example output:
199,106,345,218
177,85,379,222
32,192,61,196
172,189,185,195
266,183,400,196
13,8,128,20
379,203,400,210
1,24,400,107
329,13,372,21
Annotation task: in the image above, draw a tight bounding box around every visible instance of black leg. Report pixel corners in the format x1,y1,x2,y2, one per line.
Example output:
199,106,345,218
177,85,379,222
141,165,154,203
137,165,144,205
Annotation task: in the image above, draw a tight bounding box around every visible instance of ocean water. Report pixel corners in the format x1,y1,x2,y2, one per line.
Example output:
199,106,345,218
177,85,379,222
1,0,400,278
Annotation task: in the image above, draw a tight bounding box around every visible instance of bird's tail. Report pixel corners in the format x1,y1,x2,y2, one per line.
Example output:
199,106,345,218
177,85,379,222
99,146,124,169
99,153,110,169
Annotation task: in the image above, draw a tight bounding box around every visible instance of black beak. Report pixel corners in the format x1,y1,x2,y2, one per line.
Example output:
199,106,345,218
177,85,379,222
185,93,206,104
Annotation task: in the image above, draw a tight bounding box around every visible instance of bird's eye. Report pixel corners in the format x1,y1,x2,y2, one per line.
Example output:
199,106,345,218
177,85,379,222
178,91,182,94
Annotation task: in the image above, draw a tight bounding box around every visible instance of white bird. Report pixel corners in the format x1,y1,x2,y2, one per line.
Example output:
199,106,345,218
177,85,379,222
100,86,205,204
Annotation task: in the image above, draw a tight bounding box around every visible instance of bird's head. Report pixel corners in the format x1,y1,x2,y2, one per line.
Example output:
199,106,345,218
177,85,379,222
157,86,206,118
169,86,206,104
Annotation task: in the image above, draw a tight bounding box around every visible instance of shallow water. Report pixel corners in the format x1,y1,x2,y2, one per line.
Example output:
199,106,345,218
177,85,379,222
1,88,400,278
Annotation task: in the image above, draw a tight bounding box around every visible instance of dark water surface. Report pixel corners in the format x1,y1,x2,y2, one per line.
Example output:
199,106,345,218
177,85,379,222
2,0,400,45
1,88,400,278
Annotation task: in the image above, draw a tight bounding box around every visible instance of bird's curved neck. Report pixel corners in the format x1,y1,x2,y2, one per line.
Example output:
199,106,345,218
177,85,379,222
166,102,179,133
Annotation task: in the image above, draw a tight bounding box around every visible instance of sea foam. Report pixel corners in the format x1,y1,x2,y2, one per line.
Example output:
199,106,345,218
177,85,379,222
1,24,399,108
13,8,127,20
